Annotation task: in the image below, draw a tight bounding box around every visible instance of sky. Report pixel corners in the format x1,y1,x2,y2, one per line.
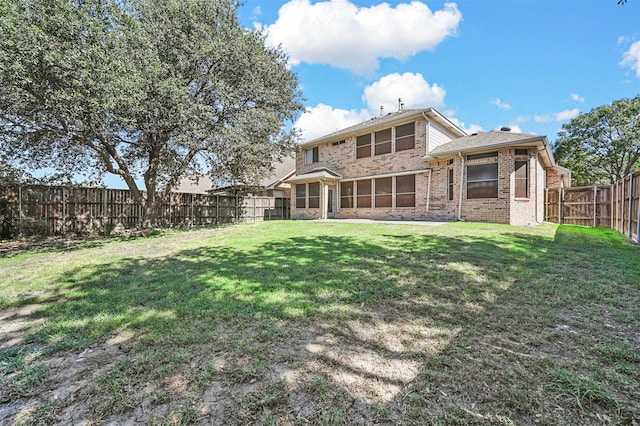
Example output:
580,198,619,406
236,0,640,143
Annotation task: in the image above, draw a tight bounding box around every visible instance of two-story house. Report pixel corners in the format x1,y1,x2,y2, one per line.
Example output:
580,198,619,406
287,108,570,225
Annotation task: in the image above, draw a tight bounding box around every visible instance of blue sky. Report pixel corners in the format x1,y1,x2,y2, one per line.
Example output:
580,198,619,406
237,0,640,143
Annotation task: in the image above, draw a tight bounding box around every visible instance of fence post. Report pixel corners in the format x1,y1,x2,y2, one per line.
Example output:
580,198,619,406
629,174,634,239
558,187,563,224
636,173,640,243
62,186,66,235
103,188,107,236
18,184,23,236
215,194,219,225
610,184,614,231
191,193,194,227
253,196,257,222
235,195,239,221
544,188,548,222
593,185,597,228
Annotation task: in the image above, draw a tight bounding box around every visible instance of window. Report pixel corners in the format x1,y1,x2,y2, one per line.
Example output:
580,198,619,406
467,151,498,161
340,181,353,208
515,148,528,156
515,160,529,198
305,147,319,164
396,174,416,207
467,163,498,199
308,182,320,208
356,134,371,159
448,168,454,201
357,180,372,208
375,128,392,156
395,122,415,151
375,177,392,207
295,184,306,208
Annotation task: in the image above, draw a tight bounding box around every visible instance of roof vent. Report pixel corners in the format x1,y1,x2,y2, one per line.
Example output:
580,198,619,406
500,126,511,132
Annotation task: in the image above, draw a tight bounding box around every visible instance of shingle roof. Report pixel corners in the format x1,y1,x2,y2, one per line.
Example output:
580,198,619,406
428,131,545,157
301,108,466,148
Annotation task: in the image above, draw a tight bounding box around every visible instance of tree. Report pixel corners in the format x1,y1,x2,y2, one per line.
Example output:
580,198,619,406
0,0,304,224
553,96,640,186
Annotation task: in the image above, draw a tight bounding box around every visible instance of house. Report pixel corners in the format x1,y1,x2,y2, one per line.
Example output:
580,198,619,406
176,155,296,198
287,108,570,225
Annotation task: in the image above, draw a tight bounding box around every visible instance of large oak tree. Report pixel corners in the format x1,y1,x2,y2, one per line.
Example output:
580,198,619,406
553,96,640,186
0,0,303,223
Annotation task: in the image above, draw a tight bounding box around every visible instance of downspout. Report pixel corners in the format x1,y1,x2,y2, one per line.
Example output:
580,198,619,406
535,150,539,224
422,111,432,213
458,152,465,221
426,170,432,212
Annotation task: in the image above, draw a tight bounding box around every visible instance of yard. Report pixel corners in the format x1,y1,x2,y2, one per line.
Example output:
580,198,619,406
0,221,638,425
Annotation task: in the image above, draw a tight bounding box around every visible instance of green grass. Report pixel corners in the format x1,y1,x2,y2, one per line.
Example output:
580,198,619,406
1,221,639,425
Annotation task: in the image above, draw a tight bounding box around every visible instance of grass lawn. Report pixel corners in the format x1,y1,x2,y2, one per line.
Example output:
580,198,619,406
0,221,639,425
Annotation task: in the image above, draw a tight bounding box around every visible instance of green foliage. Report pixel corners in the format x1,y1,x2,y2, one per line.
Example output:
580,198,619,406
0,0,304,222
553,95,640,185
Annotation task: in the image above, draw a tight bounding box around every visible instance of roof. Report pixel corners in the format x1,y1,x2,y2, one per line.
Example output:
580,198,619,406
428,131,546,157
286,167,342,183
174,154,296,194
300,108,467,148
259,155,295,189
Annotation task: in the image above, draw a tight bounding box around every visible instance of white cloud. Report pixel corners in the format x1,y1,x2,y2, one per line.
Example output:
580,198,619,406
621,40,640,77
570,93,585,103
555,108,580,121
262,0,461,74
535,108,580,123
490,98,511,110
449,117,482,135
362,72,446,114
294,72,467,140
294,103,370,141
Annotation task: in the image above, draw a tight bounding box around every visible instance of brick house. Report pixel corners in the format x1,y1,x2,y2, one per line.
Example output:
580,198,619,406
287,108,571,225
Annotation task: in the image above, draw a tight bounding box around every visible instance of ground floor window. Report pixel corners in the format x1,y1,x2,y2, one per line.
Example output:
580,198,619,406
340,181,353,208
308,182,320,208
375,177,392,207
396,174,415,207
515,160,528,198
295,184,306,208
467,163,498,199
357,180,372,208
448,168,454,201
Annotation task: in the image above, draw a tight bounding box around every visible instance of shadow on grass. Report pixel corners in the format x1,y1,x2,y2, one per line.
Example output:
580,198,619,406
2,224,639,424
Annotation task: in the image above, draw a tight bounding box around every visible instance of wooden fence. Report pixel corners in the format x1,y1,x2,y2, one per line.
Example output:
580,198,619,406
0,182,290,237
545,171,640,243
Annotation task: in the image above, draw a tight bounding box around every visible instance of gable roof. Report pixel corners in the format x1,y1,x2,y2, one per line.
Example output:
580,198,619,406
300,108,467,148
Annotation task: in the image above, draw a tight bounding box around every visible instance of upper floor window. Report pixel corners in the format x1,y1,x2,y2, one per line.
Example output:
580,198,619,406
467,163,498,199
375,129,392,156
356,134,371,159
305,147,319,165
395,122,415,152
